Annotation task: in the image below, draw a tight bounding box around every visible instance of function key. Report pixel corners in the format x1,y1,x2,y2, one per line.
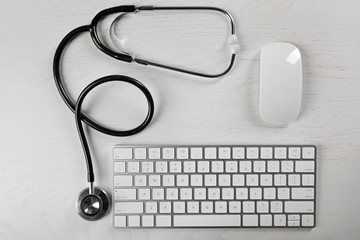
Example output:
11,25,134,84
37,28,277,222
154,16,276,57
148,148,161,159
274,147,287,159
260,147,273,159
134,147,146,160
289,147,301,159
246,147,259,159
232,147,245,159
191,147,203,159
177,147,189,159
219,147,231,159
163,147,175,159
302,147,315,159
204,147,217,159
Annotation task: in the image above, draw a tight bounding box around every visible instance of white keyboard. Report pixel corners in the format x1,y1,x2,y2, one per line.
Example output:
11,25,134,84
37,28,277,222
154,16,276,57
113,145,316,228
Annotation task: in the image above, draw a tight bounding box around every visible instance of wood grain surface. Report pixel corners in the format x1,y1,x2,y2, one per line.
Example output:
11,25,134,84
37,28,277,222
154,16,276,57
0,0,359,239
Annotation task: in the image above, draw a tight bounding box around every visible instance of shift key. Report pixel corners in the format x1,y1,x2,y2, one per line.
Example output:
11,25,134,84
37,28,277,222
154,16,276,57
114,202,143,214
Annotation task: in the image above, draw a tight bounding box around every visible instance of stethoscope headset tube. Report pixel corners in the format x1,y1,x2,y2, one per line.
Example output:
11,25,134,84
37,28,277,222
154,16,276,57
53,5,236,221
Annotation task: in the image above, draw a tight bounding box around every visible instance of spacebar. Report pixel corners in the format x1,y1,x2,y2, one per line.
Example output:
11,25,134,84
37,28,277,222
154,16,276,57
174,215,241,227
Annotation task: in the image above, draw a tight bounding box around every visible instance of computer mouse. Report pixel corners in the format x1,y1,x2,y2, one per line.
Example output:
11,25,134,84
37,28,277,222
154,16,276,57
259,42,302,126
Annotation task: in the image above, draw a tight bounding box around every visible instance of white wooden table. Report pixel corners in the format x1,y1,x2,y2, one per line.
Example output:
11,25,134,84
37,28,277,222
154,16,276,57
0,0,359,239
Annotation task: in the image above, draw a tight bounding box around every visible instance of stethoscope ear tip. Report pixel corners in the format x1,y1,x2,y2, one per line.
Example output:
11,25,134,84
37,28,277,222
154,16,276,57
76,187,111,221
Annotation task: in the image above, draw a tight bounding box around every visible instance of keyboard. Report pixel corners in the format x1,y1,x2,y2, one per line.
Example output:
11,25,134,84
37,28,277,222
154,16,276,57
113,145,316,228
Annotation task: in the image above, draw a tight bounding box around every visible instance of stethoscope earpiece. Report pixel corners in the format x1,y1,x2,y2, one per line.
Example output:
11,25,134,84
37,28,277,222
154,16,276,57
76,187,110,221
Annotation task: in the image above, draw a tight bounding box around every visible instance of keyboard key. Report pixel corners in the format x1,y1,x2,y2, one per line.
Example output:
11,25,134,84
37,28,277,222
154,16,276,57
170,161,182,173
114,162,125,173
163,175,175,186
127,162,139,173
274,174,287,186
232,147,245,159
263,188,276,199
114,189,136,200
166,188,178,200
142,215,154,227
159,202,171,213
204,147,217,159
219,147,231,159
134,175,146,186
274,147,287,159
128,215,140,227
114,148,132,160
257,201,269,213
173,202,185,213
270,201,283,213
222,188,234,200
114,175,132,187
177,147,189,159
288,174,301,186
212,161,224,173
215,201,227,213
236,188,248,199
243,201,255,213
176,147,189,159
155,162,168,173
225,161,238,172
246,147,259,159
219,174,231,186
114,216,126,227
187,201,199,213
198,161,210,172
302,214,315,227
250,188,262,199
243,215,258,226
229,201,241,213
141,162,153,173
260,214,272,226
180,188,192,200
285,201,314,213
260,174,272,186
177,174,189,186
302,147,315,159
174,215,241,227
295,161,315,172
190,147,203,159
183,161,196,173
149,175,161,186
201,201,213,213
246,174,259,186
292,188,314,200
232,174,245,186
281,161,294,172
209,188,221,200
254,161,266,172
145,202,157,213
289,147,301,159
240,161,252,172
152,188,164,200
148,148,160,159
163,148,175,159
274,214,286,226
190,174,202,186
114,202,143,214
277,188,290,199
156,215,171,227
204,174,217,186
267,161,280,172
260,147,273,159
302,174,315,186
134,148,146,159
194,188,206,200
138,189,150,200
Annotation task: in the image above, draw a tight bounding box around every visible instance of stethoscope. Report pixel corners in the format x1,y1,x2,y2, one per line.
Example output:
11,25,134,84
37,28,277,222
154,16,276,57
53,5,237,221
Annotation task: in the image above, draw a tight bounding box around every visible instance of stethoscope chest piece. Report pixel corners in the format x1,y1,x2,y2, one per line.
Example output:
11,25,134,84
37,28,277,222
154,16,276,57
76,187,110,221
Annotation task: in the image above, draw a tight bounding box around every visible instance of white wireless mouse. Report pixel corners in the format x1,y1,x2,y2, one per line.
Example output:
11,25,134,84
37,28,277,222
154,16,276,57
259,42,302,126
